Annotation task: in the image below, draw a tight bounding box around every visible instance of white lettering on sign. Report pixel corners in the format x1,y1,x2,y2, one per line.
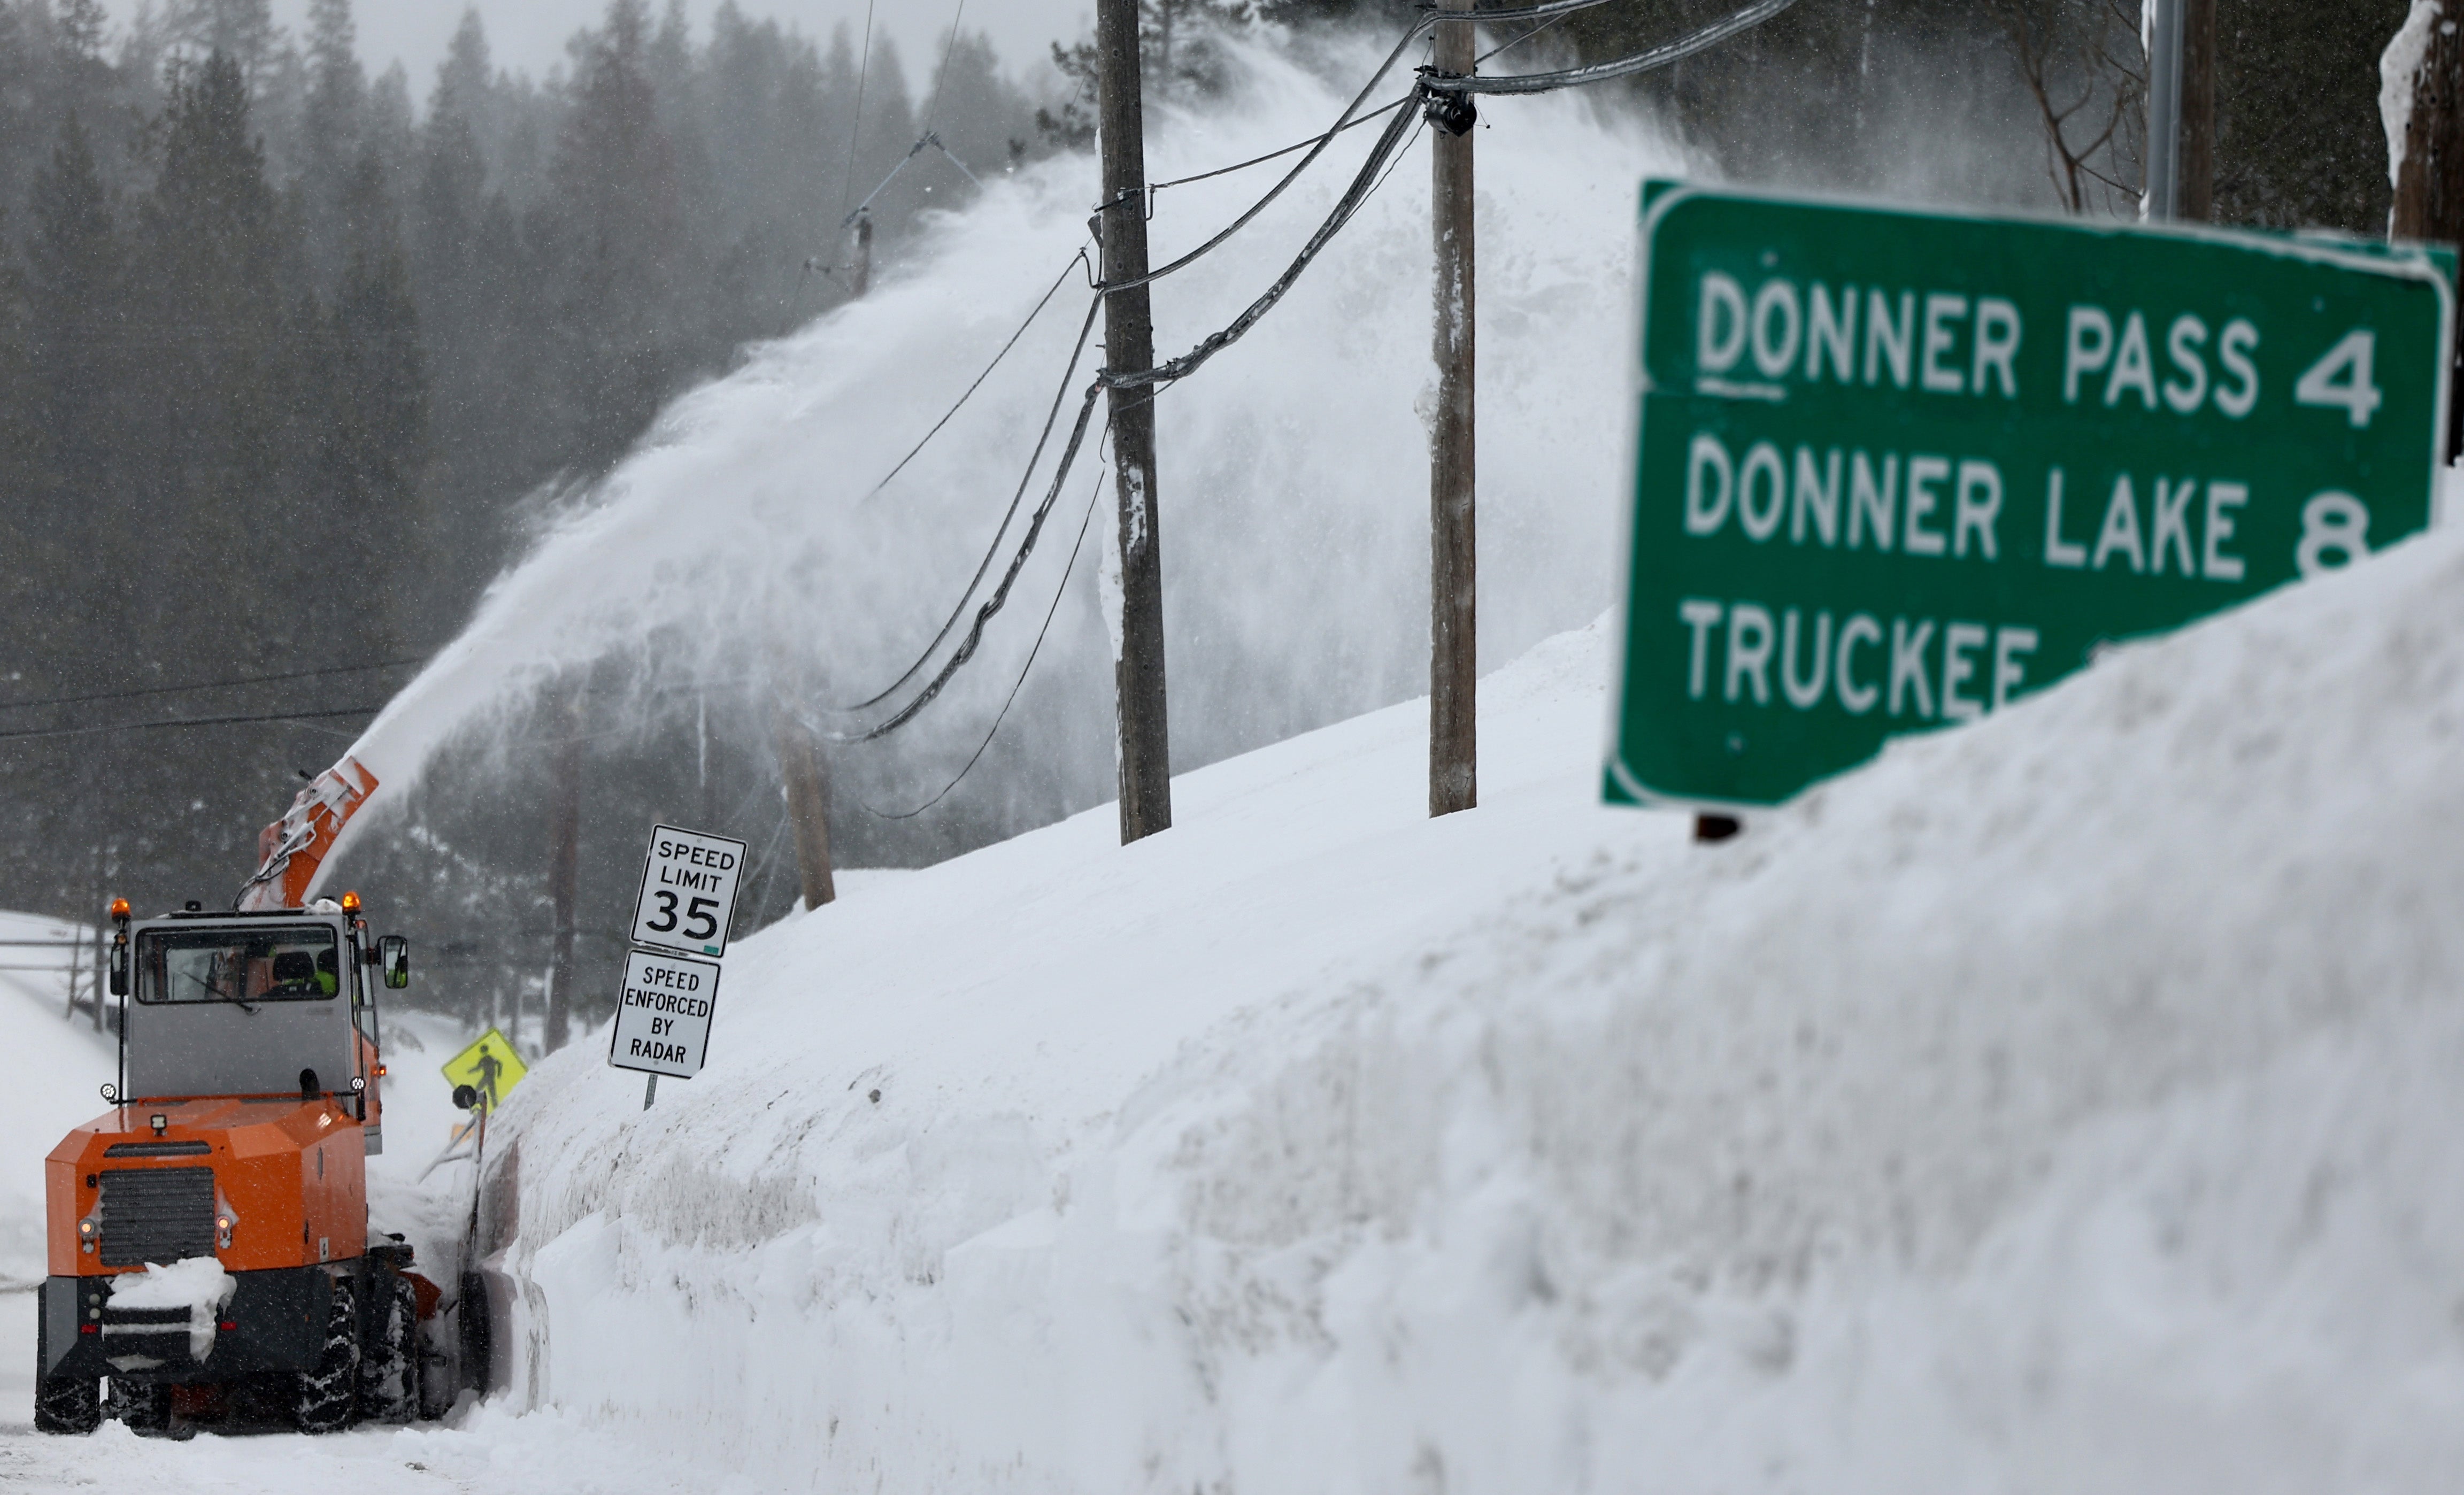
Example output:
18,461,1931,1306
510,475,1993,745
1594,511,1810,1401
1683,431,2006,562
629,823,750,957
1696,271,2023,402
608,949,722,1080
1679,598,2039,721
2062,305,2260,418
2039,467,2249,580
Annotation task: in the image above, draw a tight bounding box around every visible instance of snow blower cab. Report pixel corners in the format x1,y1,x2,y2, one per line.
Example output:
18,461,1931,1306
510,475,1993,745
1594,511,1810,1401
33,892,443,1435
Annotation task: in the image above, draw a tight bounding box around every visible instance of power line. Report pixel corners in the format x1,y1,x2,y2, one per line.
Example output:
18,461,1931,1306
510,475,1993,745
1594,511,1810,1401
810,0,1792,744
0,655,428,715
837,0,877,224
866,428,1110,820
1096,17,1434,296
822,379,1106,744
0,706,383,746
1421,0,1799,95
922,0,970,132
1146,97,1412,195
1103,86,1423,394
831,292,1105,717
867,249,1091,499
819,34,1490,740
1477,9,1577,64
1131,5,1571,201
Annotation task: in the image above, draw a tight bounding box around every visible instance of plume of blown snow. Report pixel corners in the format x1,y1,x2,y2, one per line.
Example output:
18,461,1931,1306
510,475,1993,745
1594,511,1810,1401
329,31,1690,853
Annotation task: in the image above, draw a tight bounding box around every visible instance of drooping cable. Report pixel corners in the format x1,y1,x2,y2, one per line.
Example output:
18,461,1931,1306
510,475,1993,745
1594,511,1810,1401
836,0,877,223
820,382,1106,744
1476,7,1575,64
1146,96,1411,195
864,428,1111,820
1102,85,1422,392
1421,0,1798,94
868,249,1091,499
831,293,1105,715
1095,16,1434,294
813,0,1793,744
1135,5,1560,202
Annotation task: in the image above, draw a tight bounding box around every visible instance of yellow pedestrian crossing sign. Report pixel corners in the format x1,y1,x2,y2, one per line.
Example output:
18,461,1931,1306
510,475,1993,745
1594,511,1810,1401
441,1028,527,1111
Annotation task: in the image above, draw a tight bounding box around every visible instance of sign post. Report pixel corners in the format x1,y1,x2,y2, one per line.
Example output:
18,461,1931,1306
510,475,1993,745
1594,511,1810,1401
614,824,748,1107
1608,184,2452,811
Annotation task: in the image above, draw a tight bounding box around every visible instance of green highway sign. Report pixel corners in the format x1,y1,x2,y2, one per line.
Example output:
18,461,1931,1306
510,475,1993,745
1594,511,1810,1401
1607,183,2453,810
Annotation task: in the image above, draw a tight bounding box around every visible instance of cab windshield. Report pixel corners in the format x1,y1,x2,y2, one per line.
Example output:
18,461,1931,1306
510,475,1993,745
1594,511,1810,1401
136,924,341,1005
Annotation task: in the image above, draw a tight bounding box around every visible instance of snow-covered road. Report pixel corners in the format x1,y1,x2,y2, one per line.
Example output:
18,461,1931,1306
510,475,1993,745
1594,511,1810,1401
0,1399,710,1492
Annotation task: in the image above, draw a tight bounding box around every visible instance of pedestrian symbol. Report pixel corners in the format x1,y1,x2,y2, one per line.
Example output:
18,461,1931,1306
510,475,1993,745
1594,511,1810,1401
440,1028,528,1111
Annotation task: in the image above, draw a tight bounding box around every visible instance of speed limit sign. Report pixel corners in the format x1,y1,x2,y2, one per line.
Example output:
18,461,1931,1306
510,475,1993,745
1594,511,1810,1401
628,823,749,958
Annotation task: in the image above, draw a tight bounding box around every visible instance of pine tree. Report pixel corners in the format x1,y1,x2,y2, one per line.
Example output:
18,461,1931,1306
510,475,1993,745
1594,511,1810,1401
133,52,298,664
299,0,367,287
544,0,687,468
321,147,427,649
24,113,123,556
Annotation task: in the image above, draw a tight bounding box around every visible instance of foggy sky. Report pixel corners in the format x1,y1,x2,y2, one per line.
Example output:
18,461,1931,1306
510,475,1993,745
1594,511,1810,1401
101,0,1091,97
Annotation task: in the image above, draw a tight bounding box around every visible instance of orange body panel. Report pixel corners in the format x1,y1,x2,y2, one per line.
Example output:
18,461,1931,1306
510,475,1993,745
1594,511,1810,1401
45,1097,368,1278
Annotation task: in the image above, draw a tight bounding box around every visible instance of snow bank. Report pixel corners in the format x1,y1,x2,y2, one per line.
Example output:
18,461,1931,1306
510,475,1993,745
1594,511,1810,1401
0,916,113,1291
469,520,2464,1491
108,1257,236,1362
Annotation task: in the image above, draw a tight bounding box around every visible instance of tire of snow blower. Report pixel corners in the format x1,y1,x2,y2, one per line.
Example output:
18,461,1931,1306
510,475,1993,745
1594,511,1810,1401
357,1270,419,1424
294,1274,360,1434
106,1375,173,1434
33,1370,100,1435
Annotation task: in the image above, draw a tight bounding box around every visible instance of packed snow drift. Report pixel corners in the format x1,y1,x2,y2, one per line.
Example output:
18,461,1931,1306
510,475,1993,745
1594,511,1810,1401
433,512,2464,1493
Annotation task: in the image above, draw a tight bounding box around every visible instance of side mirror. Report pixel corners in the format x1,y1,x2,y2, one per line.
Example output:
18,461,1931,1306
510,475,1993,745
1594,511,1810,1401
108,935,128,997
99,1083,118,1103
452,1084,480,1111
379,935,410,990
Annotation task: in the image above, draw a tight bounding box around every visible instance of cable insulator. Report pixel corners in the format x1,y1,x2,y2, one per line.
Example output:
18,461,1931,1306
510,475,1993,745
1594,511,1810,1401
1420,74,1479,136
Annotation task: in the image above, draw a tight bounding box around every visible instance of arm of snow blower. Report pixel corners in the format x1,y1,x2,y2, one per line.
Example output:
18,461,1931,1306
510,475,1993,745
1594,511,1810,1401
234,756,380,911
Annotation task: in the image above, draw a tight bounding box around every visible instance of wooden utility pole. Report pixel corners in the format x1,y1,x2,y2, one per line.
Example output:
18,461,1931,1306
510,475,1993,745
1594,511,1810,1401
1428,0,1478,818
2178,0,2215,220
773,699,837,911
545,687,582,1054
851,210,874,298
1097,0,1174,843
2393,7,2463,240
2143,0,2213,221
2392,3,2464,456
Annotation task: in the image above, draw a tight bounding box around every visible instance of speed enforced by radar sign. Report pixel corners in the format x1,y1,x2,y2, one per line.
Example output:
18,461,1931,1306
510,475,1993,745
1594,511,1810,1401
628,823,748,958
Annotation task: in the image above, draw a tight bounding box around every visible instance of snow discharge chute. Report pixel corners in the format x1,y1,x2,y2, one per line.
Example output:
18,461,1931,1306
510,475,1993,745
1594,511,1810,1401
234,755,380,911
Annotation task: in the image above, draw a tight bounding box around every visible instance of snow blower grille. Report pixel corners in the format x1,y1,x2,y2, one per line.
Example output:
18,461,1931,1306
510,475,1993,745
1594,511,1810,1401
98,1167,216,1267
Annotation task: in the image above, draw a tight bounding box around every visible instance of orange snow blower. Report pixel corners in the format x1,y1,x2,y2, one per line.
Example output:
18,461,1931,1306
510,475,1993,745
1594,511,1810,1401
34,757,453,1435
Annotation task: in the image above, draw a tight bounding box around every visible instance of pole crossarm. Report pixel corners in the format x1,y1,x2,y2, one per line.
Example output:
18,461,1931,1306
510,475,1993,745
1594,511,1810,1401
843,134,986,229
